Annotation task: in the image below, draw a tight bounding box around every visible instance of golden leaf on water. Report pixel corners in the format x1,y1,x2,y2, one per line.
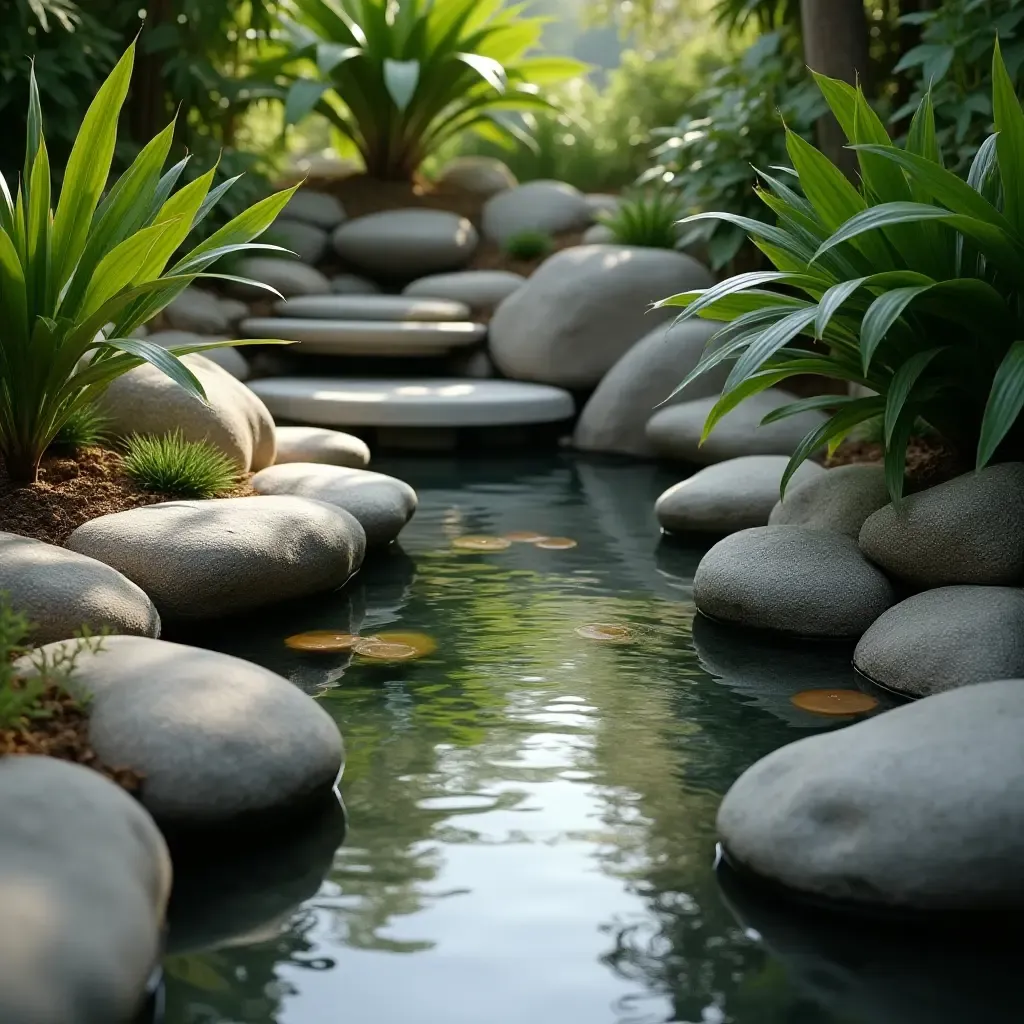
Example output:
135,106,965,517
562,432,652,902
505,531,549,543
373,631,437,657
285,631,359,652
534,537,577,550
452,535,513,551
575,623,632,642
352,637,421,661
790,689,879,716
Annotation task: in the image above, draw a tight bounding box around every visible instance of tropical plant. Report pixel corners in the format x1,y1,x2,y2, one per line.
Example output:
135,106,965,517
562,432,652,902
270,0,587,181
644,30,825,270
503,230,554,261
0,41,295,485
598,191,685,249
121,431,239,498
660,42,1024,502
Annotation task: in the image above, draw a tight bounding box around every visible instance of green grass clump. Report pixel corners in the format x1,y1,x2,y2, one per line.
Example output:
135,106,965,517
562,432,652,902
504,230,555,262
122,431,239,499
48,402,110,451
599,191,685,249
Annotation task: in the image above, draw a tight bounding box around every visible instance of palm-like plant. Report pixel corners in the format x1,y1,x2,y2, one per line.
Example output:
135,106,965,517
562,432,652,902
598,191,685,250
0,41,295,484
271,0,587,181
660,42,1024,503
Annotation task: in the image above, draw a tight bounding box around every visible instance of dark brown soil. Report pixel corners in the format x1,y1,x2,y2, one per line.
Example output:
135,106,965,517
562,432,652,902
0,683,141,792
827,434,968,489
0,446,254,547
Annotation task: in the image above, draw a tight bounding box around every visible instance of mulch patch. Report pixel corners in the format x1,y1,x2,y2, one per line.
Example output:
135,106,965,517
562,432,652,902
0,445,255,547
827,434,969,489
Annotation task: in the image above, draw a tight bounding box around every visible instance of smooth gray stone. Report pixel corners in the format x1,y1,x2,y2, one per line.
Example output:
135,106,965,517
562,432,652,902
771,464,890,539
147,330,250,380
273,426,370,468
163,286,229,334
274,294,471,322
330,273,381,295
229,257,331,298
283,190,346,229
436,156,517,196
270,217,329,264
402,270,525,314
482,180,593,244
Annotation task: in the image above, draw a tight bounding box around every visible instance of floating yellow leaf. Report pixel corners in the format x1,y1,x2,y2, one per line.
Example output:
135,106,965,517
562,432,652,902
452,535,512,551
285,631,359,652
352,637,421,661
790,689,879,716
575,623,632,642
505,531,549,543
534,537,577,550
373,631,437,657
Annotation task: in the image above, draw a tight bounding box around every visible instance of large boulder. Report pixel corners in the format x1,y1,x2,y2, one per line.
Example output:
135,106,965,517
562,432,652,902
66,496,366,619
163,286,229,334
23,637,344,832
282,190,346,229
147,330,250,380
436,156,517,196
96,353,274,471
0,756,170,1024
718,678,1024,911
646,388,829,464
853,586,1024,698
403,269,526,315
770,464,890,539
694,525,895,638
269,217,329,264
489,245,712,389
273,426,370,468
332,209,478,278
574,318,726,457
252,464,416,549
859,463,1024,587
0,532,159,645
656,457,825,535
228,257,331,298
482,181,593,244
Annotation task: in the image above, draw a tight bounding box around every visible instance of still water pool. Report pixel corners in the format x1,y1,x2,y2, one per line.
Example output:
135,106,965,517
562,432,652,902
160,454,903,1024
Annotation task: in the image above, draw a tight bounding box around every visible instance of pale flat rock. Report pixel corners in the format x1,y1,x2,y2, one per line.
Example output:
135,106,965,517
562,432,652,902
403,270,525,314
436,156,517,196
147,329,250,380
718,678,1024,910
252,464,416,548
67,496,366,619
656,457,825,535
482,181,593,244
240,316,485,356
582,223,616,244
0,756,169,1024
694,525,895,638
771,464,890,538
283,190,346,229
646,389,829,464
250,377,575,428
332,209,478,278
97,353,273,470
574,318,726,457
489,245,712,389
270,217,329,264
331,273,381,295
448,348,496,379
164,286,229,334
854,586,1024,698
228,257,330,298
274,294,471,321
274,426,370,468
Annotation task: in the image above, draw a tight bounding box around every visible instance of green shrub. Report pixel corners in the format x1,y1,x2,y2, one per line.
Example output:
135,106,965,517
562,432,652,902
122,431,239,498
599,191,685,249
503,230,555,262
644,30,825,270
48,402,109,451
271,0,586,181
661,43,1024,503
0,41,295,486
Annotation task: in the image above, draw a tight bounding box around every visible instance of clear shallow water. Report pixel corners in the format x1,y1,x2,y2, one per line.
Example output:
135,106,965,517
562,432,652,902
160,454,936,1024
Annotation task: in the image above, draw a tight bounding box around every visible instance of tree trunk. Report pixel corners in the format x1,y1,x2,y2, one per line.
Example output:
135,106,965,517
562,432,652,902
800,0,870,175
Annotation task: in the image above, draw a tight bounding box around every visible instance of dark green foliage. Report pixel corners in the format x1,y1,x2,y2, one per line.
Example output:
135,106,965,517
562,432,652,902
49,402,110,451
503,230,555,261
122,431,239,498
599,191,685,249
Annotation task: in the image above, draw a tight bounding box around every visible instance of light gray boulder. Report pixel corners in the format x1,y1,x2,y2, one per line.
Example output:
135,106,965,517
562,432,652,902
656,456,825,535
163,286,229,334
331,273,381,295
859,463,1024,586
97,353,273,470
582,223,615,244
574,318,726,457
694,525,895,638
274,294,470,322
229,257,331,298
718,678,1024,911
482,181,593,244
146,330,250,380
23,637,344,831
270,217,329,264
436,156,517,195
854,586,1024,698
332,209,478,278
771,464,890,539
283,190,346,229
585,193,621,217
274,425,370,468
0,532,159,645
489,244,712,389
66,496,366,619
218,296,250,325
252,463,416,549
646,388,829,464
403,269,525,314
0,756,170,1024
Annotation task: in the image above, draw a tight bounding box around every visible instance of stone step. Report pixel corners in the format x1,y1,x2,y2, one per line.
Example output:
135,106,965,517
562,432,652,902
274,294,471,322
240,317,485,357
248,377,575,428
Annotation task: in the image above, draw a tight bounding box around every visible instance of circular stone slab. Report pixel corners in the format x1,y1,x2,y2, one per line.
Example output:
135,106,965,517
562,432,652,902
248,377,575,428
274,294,471,321
239,317,486,356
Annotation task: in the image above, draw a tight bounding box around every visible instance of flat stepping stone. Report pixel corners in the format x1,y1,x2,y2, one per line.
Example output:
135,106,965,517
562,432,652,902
240,317,485,356
249,377,575,428
274,294,471,321
403,270,525,313
274,426,370,468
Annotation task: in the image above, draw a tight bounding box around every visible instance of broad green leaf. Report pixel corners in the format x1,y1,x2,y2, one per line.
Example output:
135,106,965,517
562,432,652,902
454,52,506,92
885,403,917,504
992,40,1024,237
860,286,931,373
978,340,1024,468
317,42,362,74
725,306,820,391
884,348,944,445
656,270,796,318
285,79,330,124
383,58,420,110
134,168,216,283
815,277,867,339
99,337,207,403
759,394,845,425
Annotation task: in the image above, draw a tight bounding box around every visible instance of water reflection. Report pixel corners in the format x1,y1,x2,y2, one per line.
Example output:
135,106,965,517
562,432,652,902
163,455,867,1024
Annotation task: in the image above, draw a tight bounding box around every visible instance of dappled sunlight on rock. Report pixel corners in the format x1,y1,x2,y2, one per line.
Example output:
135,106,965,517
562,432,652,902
790,689,879,716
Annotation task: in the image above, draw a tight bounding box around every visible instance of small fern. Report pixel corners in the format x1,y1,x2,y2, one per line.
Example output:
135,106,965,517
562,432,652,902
599,191,685,249
122,431,239,499
49,402,110,451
